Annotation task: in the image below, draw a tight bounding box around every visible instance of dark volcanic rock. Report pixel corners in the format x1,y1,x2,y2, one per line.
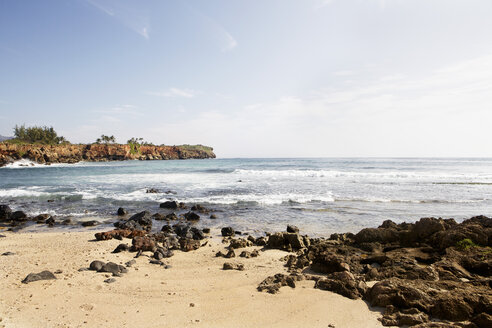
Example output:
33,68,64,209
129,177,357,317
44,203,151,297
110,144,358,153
190,204,209,214
154,247,174,259
354,227,399,244
114,211,152,231
160,201,178,209
81,220,99,227
315,271,367,299
257,273,304,294
266,232,309,251
22,271,56,283
10,210,28,221
223,262,244,271
172,223,205,240
184,211,200,221
311,254,350,274
112,243,130,253
117,207,127,216
287,225,299,233
161,224,173,233
229,238,253,249
165,212,179,220
45,217,55,226
221,227,235,237
34,214,51,224
95,229,146,241
131,236,156,252
89,260,105,271
364,278,491,325
0,204,12,221
152,213,166,220
179,238,201,252
98,262,128,276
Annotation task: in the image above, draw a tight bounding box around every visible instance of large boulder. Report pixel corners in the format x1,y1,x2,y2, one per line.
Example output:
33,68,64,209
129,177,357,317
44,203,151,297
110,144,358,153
221,227,235,237
10,210,28,222
266,232,309,251
354,227,399,244
411,217,446,239
131,236,156,252
365,278,491,325
0,205,12,221
315,271,367,299
160,201,178,209
114,211,152,231
310,254,350,274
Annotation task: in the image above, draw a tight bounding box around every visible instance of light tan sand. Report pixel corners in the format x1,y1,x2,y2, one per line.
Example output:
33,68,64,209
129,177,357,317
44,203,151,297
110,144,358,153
0,230,384,328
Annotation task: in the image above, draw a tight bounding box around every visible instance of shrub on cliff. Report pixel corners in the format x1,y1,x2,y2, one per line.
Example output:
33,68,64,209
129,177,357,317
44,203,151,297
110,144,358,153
10,124,68,145
95,135,116,144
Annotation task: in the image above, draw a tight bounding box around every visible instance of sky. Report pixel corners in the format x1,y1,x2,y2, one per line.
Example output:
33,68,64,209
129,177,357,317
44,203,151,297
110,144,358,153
0,0,491,157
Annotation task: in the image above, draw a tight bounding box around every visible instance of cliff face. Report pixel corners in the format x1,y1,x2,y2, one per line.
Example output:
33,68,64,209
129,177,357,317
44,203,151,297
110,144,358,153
0,143,215,167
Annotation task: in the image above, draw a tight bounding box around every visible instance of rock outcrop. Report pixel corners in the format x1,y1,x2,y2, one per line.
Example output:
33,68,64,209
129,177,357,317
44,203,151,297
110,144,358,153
262,217,492,327
0,143,215,167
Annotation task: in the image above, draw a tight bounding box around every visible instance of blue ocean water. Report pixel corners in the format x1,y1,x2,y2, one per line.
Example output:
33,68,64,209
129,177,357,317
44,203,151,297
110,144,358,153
1,158,492,236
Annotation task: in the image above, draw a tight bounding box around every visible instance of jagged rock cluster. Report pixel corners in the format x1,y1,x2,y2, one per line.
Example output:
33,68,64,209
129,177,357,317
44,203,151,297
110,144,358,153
259,216,492,327
0,143,215,167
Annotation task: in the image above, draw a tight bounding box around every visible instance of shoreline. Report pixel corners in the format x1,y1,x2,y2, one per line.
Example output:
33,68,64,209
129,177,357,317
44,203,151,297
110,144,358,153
0,229,384,328
0,203,491,327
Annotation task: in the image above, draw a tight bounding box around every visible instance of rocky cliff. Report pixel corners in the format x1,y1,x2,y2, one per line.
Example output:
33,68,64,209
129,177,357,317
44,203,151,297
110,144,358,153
0,143,215,167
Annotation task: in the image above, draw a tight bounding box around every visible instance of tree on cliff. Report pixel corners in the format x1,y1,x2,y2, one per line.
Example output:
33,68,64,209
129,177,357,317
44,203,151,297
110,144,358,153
95,135,116,144
12,125,68,145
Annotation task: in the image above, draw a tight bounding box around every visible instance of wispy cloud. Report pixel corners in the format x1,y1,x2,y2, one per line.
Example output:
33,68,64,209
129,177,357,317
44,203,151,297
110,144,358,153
86,0,114,16
146,88,197,98
85,0,150,40
222,31,238,52
184,3,238,52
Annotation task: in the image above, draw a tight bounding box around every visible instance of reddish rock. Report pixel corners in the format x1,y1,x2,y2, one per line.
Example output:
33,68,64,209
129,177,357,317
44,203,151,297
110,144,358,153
94,229,145,241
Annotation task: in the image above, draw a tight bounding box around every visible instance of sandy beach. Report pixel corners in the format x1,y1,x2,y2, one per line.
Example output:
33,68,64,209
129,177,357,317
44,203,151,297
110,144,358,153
0,229,384,328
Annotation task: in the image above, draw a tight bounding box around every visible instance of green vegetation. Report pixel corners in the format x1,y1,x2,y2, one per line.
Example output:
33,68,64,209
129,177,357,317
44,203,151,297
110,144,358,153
127,137,153,146
8,124,68,145
127,137,154,155
178,144,214,152
456,238,478,250
95,135,116,144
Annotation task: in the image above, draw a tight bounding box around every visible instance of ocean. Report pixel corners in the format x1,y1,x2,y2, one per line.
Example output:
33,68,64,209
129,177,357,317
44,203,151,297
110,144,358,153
1,158,492,236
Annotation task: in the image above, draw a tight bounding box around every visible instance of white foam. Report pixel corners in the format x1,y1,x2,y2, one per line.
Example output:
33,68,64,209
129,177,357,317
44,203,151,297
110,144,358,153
175,192,335,205
0,187,49,197
233,169,492,181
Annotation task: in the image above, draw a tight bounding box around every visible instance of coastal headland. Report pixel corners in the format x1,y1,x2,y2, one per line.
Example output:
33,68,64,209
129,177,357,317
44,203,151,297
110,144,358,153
0,203,491,327
0,143,216,167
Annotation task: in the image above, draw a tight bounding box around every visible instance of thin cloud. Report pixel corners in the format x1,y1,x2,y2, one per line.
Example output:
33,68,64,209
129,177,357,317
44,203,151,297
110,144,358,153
86,0,114,16
184,3,238,52
146,88,197,98
85,0,150,40
222,31,238,52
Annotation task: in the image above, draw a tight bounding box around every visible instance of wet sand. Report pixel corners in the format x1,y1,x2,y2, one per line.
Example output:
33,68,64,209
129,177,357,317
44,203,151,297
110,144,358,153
0,229,384,328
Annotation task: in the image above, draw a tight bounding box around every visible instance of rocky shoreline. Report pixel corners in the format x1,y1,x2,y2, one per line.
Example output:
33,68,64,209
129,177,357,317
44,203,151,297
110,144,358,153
0,204,491,327
0,143,216,167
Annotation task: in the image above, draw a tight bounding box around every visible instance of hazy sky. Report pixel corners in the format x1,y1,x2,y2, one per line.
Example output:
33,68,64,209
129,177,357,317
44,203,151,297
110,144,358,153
1,0,491,157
